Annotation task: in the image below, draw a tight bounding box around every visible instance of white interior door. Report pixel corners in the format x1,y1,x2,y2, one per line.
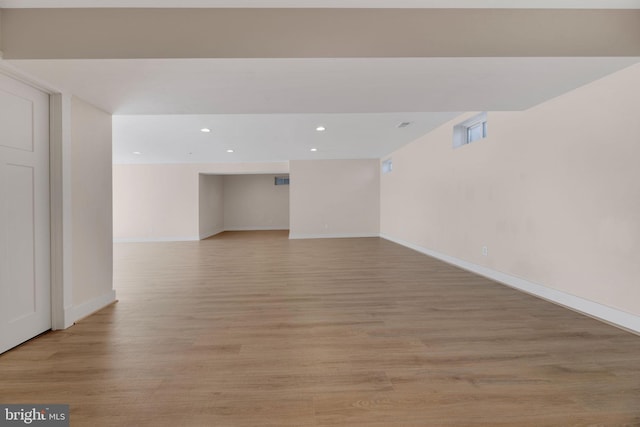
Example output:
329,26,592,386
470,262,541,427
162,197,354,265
0,73,51,354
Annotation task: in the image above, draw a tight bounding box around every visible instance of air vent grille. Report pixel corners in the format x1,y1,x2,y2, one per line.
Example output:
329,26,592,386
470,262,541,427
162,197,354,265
274,176,290,186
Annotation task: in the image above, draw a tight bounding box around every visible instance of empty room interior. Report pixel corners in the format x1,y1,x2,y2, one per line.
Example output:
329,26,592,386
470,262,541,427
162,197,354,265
1,1,640,425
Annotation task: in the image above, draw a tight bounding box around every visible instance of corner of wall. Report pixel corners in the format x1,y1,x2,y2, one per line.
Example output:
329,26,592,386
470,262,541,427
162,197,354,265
50,93,75,330
200,227,224,240
70,96,114,311
64,289,117,327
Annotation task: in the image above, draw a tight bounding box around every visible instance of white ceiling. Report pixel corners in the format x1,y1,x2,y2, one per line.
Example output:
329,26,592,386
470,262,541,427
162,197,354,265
1,0,639,7
8,57,640,164
113,113,460,164
11,58,638,115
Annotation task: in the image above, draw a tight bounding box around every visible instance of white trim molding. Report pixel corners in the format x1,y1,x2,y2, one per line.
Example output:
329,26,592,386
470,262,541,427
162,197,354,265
0,61,63,95
289,232,380,240
49,93,69,330
114,236,200,243
199,228,225,240
225,226,289,232
0,64,73,331
381,233,640,335
65,290,117,326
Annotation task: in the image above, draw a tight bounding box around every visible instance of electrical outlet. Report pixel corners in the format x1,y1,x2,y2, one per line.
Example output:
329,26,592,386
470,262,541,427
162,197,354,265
482,246,488,256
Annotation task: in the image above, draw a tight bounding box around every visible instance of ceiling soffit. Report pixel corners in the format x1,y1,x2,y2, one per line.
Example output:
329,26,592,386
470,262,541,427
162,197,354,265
2,9,639,59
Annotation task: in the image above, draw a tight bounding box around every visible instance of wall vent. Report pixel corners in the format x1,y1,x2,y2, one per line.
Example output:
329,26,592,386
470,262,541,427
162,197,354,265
274,176,290,186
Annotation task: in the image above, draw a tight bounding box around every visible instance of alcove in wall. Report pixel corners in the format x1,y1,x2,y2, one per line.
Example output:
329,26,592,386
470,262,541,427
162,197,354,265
199,173,290,239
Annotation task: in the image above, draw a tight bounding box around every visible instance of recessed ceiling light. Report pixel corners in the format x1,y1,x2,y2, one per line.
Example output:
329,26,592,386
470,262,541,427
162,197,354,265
133,151,142,155
200,128,211,133
226,149,234,153
310,148,318,152
316,126,326,132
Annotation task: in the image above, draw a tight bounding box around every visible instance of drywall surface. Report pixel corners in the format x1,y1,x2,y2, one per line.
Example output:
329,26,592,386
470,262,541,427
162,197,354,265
70,96,114,307
381,63,640,316
198,174,224,239
289,159,379,238
223,174,289,231
113,162,288,241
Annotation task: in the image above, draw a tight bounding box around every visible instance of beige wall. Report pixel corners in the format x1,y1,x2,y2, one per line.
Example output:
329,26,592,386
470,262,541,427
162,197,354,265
113,162,288,241
223,174,290,231
3,9,640,59
381,63,640,317
289,159,379,238
114,164,199,241
70,97,114,306
198,174,224,239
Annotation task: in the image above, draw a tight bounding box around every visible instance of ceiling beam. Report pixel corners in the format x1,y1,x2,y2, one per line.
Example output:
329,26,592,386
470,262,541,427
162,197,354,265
1,8,639,59
2,0,640,8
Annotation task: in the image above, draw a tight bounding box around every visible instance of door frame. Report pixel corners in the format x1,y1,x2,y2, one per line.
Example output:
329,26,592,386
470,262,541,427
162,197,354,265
0,63,73,330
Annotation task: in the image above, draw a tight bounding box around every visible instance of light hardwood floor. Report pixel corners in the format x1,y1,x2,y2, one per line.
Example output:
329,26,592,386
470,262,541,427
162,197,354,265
1,231,639,426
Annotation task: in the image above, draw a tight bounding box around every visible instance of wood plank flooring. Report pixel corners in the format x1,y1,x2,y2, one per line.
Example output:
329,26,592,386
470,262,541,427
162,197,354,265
1,231,639,426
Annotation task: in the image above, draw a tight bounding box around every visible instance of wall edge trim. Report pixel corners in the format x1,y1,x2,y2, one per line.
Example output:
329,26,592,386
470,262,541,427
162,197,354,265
64,289,116,329
289,232,380,240
113,237,199,243
224,226,289,231
380,233,640,335
199,228,225,240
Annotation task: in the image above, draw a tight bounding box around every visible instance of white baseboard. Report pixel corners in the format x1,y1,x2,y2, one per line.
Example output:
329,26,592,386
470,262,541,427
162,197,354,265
289,232,380,240
114,236,199,243
199,228,225,240
114,228,290,242
64,289,117,327
224,226,289,231
380,233,640,335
